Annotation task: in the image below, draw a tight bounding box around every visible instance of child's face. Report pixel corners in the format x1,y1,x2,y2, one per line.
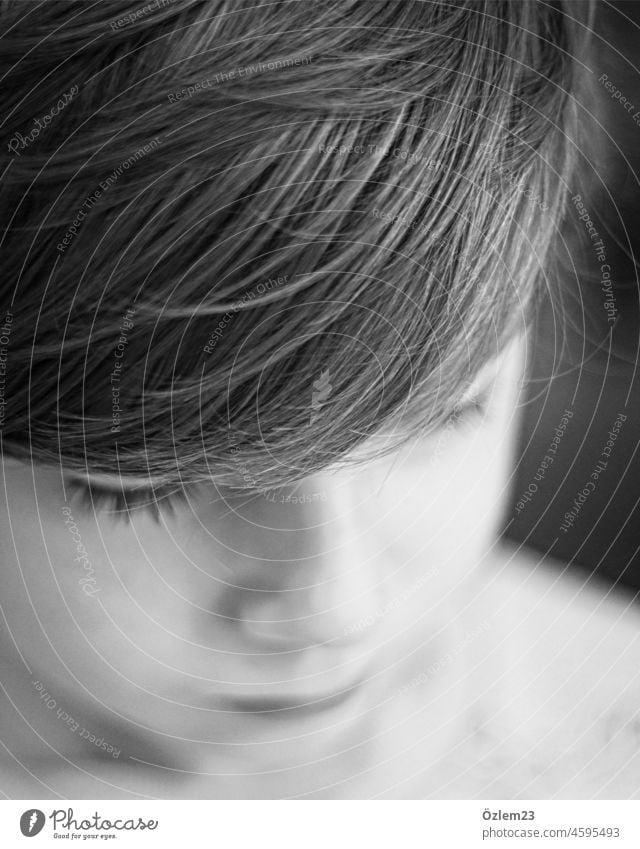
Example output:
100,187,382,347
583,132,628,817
0,341,524,780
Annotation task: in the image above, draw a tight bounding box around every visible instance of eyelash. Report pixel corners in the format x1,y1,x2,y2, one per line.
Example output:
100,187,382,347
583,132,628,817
445,391,490,428
66,479,181,523
65,393,491,519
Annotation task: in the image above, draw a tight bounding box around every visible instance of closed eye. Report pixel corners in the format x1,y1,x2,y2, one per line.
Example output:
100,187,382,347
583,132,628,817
445,386,492,429
65,477,185,524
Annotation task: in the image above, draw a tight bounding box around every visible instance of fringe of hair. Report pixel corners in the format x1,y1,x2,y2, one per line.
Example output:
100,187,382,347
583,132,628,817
0,0,586,489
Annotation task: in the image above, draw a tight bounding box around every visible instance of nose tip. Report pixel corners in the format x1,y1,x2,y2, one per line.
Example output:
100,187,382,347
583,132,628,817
241,610,338,651
211,477,382,650
236,562,378,652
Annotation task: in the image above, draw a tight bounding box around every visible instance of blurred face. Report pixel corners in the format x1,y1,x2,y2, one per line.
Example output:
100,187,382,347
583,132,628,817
0,339,524,797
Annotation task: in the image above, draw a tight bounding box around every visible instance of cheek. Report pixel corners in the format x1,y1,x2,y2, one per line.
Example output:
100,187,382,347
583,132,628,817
0,520,194,711
375,432,509,553
0,490,164,678
0,515,101,687
363,384,521,570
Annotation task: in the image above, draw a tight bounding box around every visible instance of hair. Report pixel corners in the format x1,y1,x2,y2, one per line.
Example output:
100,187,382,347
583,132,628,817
0,0,586,492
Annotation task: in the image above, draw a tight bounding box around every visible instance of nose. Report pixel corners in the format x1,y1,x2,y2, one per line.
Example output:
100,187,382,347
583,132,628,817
237,556,376,651
213,479,381,652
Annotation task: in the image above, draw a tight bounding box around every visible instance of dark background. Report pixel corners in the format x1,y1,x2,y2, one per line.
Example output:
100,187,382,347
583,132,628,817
503,2,640,599
504,278,640,597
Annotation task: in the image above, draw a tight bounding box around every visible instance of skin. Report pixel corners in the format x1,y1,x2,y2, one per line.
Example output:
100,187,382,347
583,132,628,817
0,341,525,799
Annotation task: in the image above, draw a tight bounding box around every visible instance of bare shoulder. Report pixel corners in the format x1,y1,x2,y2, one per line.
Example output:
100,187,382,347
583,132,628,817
461,546,640,798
